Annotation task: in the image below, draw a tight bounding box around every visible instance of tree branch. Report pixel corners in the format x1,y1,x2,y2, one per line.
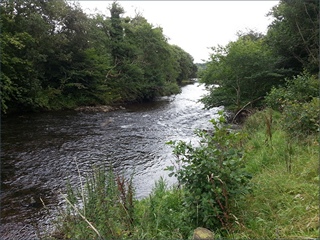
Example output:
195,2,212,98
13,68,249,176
232,96,263,123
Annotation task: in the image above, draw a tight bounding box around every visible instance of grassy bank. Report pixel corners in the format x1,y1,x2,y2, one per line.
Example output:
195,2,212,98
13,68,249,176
232,110,319,238
49,109,319,239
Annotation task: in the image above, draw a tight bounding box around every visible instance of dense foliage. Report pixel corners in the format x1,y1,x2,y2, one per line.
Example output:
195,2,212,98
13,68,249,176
166,112,251,233
265,72,320,137
0,0,197,114
266,0,319,74
195,2,319,236
200,0,319,112
200,32,284,110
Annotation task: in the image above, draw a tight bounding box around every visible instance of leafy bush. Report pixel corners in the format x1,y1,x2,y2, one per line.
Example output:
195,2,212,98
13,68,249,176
166,112,251,233
282,97,320,136
265,72,319,110
265,72,319,136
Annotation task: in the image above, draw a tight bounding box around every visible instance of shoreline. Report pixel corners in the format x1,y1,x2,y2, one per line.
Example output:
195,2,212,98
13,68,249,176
74,105,125,113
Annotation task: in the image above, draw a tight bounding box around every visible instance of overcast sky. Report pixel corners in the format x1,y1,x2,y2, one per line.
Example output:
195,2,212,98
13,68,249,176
78,1,279,63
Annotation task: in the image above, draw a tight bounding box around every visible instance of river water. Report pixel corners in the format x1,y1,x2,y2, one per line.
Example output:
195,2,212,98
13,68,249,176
1,82,222,239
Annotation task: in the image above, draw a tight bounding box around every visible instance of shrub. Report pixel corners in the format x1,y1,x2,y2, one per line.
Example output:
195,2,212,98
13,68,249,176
265,72,319,136
166,111,251,234
282,97,320,136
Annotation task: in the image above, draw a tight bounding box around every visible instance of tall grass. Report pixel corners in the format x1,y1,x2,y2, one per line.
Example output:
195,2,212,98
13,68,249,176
232,109,319,239
133,178,191,239
51,168,189,239
52,167,135,239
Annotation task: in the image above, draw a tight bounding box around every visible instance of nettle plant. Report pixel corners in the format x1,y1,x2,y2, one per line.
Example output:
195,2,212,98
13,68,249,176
166,111,251,233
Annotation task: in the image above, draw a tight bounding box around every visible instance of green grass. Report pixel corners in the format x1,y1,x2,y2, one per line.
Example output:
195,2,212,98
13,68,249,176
132,178,190,239
232,110,319,239
49,109,319,239
50,170,190,239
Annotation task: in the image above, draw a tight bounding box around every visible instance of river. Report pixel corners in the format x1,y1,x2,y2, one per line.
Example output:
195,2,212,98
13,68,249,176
0,81,222,239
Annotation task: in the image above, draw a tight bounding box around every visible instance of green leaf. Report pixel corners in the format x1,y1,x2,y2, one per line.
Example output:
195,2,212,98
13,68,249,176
164,166,174,172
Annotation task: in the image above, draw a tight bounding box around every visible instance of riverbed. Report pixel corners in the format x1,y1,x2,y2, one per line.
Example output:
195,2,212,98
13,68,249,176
1,81,222,239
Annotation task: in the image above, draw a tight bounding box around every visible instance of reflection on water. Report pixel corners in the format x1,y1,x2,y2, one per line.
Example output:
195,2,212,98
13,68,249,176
0,82,222,239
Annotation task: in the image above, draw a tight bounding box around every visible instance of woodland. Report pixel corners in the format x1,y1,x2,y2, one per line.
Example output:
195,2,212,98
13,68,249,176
1,1,197,114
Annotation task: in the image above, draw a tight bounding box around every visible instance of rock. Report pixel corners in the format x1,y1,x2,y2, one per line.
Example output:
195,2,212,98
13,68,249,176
193,227,214,240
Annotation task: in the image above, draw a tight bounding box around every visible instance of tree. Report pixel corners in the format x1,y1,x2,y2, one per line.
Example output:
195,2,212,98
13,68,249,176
0,0,49,112
0,0,114,112
105,4,183,102
200,32,283,111
128,17,180,98
265,0,319,75
171,45,197,84
1,0,196,114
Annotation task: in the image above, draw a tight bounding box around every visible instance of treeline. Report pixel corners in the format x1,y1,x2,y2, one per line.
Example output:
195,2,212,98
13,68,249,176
0,0,197,114
199,0,319,113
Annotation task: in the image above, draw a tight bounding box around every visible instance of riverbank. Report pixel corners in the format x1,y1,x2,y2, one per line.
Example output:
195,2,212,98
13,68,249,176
48,109,319,239
74,105,125,112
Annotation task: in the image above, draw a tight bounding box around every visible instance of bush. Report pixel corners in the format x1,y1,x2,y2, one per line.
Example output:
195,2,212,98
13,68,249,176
265,72,319,136
166,111,251,234
282,97,320,136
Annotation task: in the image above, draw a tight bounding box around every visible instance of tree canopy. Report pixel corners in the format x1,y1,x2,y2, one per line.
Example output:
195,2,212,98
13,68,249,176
200,0,319,112
266,0,319,75
200,33,283,110
0,0,197,114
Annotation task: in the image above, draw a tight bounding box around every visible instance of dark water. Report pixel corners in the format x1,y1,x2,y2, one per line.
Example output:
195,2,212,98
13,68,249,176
1,82,222,239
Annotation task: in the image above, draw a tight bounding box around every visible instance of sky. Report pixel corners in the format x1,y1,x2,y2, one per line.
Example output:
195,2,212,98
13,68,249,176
77,1,279,63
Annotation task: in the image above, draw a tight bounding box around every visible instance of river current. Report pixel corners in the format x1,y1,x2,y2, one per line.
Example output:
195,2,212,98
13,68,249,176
1,82,222,239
